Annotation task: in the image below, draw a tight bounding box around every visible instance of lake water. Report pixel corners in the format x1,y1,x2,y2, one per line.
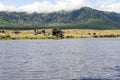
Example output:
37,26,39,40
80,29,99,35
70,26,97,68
0,38,120,80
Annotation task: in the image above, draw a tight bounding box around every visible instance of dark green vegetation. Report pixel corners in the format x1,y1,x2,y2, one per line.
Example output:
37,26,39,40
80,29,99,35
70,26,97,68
0,7,120,30
52,29,64,38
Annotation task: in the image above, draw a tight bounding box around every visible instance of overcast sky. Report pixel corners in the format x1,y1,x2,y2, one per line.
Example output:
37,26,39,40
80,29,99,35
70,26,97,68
0,0,120,13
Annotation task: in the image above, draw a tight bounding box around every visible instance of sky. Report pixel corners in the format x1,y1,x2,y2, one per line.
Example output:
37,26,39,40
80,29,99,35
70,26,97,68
0,0,120,13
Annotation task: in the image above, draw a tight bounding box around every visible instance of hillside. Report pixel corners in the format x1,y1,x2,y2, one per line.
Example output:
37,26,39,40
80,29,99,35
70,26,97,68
0,7,120,30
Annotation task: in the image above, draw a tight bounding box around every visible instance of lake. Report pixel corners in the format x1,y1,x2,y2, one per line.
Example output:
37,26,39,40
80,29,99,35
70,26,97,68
0,38,120,80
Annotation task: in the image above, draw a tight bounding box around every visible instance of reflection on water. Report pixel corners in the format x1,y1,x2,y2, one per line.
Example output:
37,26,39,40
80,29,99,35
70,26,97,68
0,38,120,80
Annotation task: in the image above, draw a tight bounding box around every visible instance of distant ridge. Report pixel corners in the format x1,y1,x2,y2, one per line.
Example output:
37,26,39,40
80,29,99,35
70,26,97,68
0,7,120,30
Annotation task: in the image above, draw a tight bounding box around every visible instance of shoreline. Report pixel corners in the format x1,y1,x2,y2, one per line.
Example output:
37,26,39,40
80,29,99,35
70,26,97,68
0,29,120,40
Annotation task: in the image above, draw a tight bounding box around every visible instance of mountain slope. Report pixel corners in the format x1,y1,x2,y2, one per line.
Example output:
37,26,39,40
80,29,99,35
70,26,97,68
0,7,120,30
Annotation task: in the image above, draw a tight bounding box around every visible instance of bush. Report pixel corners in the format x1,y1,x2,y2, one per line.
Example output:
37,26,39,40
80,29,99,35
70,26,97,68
52,28,64,39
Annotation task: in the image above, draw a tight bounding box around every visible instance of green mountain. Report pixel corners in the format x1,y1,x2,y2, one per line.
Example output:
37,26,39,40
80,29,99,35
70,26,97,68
0,7,120,30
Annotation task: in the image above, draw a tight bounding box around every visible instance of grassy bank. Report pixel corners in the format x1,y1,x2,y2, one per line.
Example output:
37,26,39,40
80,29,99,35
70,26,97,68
0,29,120,40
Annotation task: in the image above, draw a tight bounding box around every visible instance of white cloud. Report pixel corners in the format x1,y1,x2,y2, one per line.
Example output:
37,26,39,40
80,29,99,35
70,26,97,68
98,3,120,13
18,0,91,13
94,0,120,13
0,0,120,13
0,2,17,12
0,0,90,13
